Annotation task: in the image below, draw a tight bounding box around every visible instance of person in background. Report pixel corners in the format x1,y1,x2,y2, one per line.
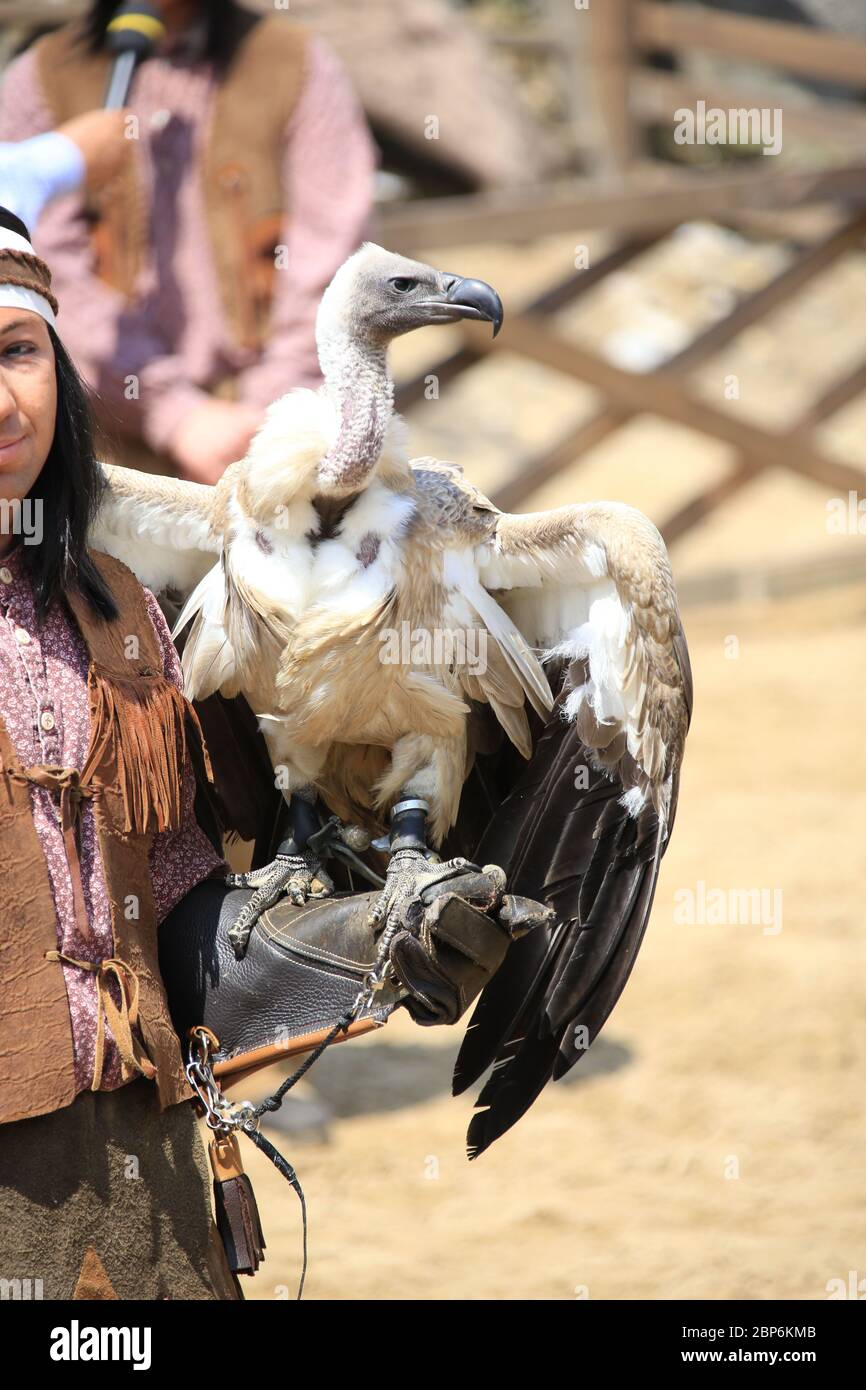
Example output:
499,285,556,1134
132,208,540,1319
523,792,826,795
0,109,129,231
0,0,376,483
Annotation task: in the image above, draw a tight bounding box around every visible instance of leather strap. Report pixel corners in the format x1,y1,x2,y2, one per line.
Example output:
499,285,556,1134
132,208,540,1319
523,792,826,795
11,764,96,943
44,950,157,1091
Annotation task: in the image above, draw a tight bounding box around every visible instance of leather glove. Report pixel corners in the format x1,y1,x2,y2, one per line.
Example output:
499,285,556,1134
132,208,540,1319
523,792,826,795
158,867,554,1082
386,864,554,1025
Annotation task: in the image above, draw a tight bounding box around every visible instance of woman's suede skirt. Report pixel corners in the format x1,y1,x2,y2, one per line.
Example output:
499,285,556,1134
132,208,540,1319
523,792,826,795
0,1077,241,1300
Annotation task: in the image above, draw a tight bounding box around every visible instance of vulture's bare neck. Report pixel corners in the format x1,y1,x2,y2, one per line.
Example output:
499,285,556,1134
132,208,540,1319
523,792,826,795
317,331,394,495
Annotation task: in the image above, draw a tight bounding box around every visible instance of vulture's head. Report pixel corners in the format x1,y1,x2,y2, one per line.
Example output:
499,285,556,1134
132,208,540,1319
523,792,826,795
317,243,503,355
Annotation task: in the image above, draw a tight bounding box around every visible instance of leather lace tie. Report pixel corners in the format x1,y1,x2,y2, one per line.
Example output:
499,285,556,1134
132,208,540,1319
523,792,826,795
12,764,95,943
44,951,157,1092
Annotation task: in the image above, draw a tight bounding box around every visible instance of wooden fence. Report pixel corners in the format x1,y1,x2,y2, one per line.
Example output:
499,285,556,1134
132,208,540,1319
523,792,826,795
380,2,866,558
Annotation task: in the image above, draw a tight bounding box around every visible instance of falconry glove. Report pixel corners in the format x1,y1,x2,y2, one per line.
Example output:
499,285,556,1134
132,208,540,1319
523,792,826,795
385,863,554,1025
159,868,552,1076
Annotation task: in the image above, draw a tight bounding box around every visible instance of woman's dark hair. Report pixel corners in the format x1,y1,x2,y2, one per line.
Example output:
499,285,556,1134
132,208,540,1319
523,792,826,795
80,1,258,68
21,327,118,623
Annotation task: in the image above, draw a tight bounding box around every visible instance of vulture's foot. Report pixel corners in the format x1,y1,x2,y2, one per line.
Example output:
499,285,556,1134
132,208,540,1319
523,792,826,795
226,850,334,958
368,847,430,930
366,849,475,974
366,845,492,989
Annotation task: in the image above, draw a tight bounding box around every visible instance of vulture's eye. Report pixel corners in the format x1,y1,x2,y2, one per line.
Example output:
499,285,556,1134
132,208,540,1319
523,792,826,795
389,277,418,293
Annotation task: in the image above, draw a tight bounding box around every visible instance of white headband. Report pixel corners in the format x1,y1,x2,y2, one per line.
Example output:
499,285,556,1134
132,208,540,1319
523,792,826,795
0,225,56,327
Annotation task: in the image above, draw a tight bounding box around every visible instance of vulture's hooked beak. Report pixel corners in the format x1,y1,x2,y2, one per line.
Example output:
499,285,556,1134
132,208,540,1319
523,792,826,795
416,278,504,337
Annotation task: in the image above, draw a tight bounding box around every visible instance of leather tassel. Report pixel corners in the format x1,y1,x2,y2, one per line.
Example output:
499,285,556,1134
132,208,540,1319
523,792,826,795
208,1131,266,1275
81,666,213,835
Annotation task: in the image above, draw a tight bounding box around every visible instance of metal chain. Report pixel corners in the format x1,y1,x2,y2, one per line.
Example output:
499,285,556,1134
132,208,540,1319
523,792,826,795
185,1028,259,1135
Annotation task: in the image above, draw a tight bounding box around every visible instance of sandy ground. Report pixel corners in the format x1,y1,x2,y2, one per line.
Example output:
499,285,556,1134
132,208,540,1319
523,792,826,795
219,576,866,1303
196,227,866,1301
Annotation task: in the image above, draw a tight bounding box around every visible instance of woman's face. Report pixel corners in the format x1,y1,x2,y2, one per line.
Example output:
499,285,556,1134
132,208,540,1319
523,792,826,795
0,307,56,504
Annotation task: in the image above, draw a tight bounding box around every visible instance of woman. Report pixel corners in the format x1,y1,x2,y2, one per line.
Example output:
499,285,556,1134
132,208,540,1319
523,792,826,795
0,206,239,1300
0,0,375,483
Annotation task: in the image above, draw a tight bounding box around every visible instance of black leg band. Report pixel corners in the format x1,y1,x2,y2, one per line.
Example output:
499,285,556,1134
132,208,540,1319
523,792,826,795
389,798,429,853
277,794,321,856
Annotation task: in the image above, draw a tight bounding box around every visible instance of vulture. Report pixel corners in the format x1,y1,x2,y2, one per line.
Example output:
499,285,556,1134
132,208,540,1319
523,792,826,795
91,244,692,1156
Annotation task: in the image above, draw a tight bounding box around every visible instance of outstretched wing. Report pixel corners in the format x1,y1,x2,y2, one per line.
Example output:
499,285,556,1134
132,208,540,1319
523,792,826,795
448,501,692,1158
91,462,219,596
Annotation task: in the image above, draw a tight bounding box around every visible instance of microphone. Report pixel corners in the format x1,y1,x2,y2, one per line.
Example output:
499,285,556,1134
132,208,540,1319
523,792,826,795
103,2,166,109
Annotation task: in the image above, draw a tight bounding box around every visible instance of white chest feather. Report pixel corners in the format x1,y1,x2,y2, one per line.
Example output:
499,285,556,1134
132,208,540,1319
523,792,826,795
228,482,415,626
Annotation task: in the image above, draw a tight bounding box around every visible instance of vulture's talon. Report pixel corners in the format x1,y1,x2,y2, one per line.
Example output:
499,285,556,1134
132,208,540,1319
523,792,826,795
365,850,495,989
225,850,334,957
367,848,470,935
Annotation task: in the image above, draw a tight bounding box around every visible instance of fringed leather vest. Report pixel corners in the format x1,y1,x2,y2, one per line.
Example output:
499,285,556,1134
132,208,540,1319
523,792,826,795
0,552,212,1125
33,16,309,351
